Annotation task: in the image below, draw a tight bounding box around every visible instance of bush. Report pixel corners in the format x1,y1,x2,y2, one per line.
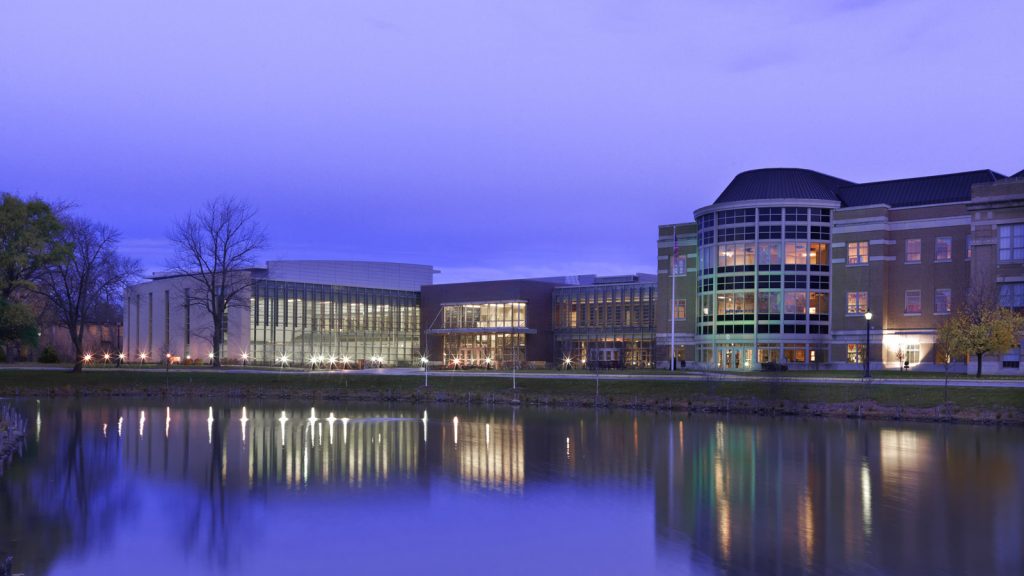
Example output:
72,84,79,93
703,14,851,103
39,346,59,363
0,346,6,363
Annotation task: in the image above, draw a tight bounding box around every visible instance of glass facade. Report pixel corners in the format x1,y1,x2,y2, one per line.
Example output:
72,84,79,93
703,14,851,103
552,281,656,368
249,280,421,365
439,302,527,368
695,205,832,369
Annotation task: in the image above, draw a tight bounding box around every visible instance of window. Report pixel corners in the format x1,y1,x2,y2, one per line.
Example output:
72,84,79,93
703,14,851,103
717,226,755,242
905,238,921,263
904,290,922,314
759,207,782,221
847,344,864,363
1002,346,1021,369
847,291,868,314
716,292,755,315
785,207,808,221
809,292,829,315
674,299,686,320
810,208,830,223
935,289,951,314
757,243,781,265
784,225,807,239
784,291,807,314
999,224,1024,262
783,344,806,363
671,255,686,276
999,283,1024,310
966,233,973,259
935,237,952,261
809,243,829,267
700,245,715,272
717,243,755,267
759,225,782,239
905,343,920,365
757,292,780,314
785,242,808,265
717,276,754,290
716,209,756,225
848,241,868,265
784,274,806,289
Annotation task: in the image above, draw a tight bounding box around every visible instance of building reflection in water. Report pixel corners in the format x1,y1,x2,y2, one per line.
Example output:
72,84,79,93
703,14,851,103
655,416,1024,575
3,402,1023,575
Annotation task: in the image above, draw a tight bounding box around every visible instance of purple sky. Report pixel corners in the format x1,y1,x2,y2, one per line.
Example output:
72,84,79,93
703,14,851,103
2,1,1022,283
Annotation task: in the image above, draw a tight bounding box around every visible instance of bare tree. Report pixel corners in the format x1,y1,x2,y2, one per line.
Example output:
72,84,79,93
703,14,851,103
37,217,141,372
166,197,267,367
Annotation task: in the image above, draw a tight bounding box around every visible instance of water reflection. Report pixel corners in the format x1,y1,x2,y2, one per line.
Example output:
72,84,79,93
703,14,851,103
0,401,1022,575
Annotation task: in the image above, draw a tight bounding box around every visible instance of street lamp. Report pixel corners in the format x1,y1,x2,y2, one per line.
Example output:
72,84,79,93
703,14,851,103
863,310,873,378
240,351,248,366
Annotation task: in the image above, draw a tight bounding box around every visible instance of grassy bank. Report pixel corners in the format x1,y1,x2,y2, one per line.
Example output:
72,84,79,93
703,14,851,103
0,368,1021,424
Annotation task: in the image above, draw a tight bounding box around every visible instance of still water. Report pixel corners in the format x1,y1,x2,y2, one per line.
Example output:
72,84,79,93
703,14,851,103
1,398,1022,575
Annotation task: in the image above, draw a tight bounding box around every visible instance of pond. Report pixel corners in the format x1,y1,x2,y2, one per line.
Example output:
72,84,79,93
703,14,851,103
1,398,1022,575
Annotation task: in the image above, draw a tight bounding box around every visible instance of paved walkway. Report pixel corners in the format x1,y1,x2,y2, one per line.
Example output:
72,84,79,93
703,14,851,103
2,365,1021,388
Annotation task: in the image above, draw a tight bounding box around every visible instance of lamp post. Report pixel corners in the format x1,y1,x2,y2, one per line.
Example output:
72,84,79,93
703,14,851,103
422,306,445,388
863,310,873,378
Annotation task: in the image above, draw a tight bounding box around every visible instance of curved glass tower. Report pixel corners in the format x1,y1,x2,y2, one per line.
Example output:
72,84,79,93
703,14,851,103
692,169,846,369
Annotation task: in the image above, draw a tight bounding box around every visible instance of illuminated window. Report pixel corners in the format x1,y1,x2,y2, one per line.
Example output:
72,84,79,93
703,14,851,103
848,241,868,265
847,344,863,363
847,291,868,314
935,237,952,261
966,233,973,259
674,299,686,320
998,224,1024,262
809,242,829,267
905,343,920,364
785,242,809,265
935,289,951,314
904,290,922,314
905,238,921,263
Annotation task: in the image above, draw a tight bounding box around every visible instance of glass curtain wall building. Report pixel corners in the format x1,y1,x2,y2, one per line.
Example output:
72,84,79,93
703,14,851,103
438,302,529,367
553,275,656,368
249,281,421,365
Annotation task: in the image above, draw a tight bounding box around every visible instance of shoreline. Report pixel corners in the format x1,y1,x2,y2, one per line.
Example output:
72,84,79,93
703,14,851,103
0,368,1021,426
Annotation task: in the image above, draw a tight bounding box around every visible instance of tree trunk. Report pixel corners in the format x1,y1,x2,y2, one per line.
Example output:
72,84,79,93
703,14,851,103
212,318,222,368
976,353,983,378
69,331,84,373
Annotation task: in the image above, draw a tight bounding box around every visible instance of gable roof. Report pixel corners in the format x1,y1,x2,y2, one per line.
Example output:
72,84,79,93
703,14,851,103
713,168,852,205
835,170,1005,208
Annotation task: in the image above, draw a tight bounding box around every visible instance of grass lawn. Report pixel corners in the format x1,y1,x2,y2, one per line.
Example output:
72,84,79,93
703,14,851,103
0,367,1021,412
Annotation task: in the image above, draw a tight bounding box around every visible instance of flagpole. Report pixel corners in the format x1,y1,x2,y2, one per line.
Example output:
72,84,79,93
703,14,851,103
670,225,677,372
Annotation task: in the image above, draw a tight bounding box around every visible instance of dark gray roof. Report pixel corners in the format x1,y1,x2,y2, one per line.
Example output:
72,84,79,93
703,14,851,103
1012,169,1024,179
713,168,853,205
835,170,1004,208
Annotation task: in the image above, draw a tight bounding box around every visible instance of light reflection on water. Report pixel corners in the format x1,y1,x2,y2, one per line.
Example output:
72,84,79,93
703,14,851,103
1,399,1023,575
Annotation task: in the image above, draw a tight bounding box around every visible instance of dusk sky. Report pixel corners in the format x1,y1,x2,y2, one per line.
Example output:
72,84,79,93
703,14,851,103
2,0,1022,283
